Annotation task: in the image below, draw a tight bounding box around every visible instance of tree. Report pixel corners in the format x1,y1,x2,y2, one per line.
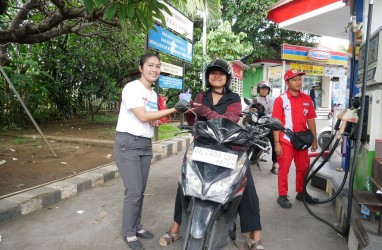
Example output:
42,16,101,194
0,0,224,66
0,0,225,127
221,0,318,61
0,0,171,65
0,30,145,126
183,20,253,98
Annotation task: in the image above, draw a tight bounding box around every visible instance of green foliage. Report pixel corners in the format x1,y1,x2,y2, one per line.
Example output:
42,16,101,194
174,0,221,21
184,21,253,97
0,43,58,127
1,0,320,132
221,0,318,60
82,0,171,34
0,30,145,128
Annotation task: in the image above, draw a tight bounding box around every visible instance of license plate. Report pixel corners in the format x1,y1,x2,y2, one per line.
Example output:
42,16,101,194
191,147,238,169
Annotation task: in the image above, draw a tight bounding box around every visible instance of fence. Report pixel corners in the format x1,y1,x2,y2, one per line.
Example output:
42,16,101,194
82,95,118,113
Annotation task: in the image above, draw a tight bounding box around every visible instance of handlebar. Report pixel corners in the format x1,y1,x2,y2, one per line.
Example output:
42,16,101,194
250,138,269,149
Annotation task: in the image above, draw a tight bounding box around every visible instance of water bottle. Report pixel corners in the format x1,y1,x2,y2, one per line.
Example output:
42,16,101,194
361,176,372,220
364,176,372,192
361,204,370,220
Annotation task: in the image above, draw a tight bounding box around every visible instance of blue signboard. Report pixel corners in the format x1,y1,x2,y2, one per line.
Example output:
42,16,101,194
158,75,183,90
148,25,193,63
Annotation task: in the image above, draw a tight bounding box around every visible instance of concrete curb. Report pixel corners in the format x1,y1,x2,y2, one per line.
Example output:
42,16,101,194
0,135,192,226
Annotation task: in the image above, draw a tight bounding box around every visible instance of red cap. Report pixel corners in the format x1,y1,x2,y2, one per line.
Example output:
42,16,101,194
284,69,305,81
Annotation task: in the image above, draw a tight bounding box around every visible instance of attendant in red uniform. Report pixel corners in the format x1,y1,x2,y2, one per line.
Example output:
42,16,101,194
272,70,318,209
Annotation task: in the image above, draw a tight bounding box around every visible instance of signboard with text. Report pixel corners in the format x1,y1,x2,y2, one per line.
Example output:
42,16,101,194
158,75,183,90
148,24,193,63
155,0,194,41
161,61,183,76
290,63,324,76
281,44,347,66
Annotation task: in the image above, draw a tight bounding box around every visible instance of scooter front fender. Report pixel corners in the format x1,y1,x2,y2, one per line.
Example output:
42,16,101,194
189,199,220,239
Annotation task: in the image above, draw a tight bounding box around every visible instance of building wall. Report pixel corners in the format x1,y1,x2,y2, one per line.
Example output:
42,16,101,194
242,67,264,98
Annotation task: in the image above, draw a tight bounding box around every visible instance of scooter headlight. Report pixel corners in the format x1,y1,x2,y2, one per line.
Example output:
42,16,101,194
203,153,247,203
183,152,247,204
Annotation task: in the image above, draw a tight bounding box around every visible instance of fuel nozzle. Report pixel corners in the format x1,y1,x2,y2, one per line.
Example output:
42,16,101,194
336,108,359,133
337,108,359,123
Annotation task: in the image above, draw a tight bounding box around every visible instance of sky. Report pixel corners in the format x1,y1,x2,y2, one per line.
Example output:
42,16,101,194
319,36,349,51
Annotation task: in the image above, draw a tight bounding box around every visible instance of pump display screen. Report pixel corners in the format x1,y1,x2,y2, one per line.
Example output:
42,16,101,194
357,27,382,86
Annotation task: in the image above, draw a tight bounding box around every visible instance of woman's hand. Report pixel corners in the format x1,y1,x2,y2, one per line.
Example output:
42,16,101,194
151,120,161,127
185,102,201,113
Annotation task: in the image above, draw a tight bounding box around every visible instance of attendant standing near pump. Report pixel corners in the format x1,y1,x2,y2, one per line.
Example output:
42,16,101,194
251,80,278,174
272,69,319,209
114,53,178,250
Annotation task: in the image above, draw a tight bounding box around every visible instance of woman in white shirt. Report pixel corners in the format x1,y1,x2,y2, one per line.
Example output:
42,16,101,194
114,53,177,250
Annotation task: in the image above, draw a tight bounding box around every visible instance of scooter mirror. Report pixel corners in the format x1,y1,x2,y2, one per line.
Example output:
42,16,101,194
243,98,251,106
267,118,284,131
174,100,190,113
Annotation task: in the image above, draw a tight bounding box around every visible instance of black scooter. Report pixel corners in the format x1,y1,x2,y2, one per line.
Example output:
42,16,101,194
174,101,282,249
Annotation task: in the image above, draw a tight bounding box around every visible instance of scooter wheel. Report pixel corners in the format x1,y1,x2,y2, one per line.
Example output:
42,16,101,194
185,237,204,249
318,131,331,149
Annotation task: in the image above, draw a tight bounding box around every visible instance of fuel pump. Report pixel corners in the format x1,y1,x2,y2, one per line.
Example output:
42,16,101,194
301,1,382,238
302,106,359,236
353,25,382,190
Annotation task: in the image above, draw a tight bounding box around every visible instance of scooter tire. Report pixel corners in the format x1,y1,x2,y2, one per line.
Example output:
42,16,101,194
184,236,205,250
318,131,331,149
328,113,333,119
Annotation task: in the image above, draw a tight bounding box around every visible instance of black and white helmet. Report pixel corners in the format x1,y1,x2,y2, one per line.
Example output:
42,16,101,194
257,80,271,95
204,59,233,90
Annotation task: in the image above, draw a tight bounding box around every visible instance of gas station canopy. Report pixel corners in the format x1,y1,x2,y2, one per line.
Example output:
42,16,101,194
267,0,351,39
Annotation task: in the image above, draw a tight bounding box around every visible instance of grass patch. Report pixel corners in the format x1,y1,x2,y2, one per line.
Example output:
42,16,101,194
11,137,29,144
87,114,118,123
158,123,181,141
86,115,182,141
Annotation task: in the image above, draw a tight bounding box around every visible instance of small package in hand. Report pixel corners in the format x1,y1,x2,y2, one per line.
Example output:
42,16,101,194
179,90,192,102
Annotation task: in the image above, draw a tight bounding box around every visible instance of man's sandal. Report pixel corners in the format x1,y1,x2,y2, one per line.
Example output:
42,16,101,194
159,231,180,246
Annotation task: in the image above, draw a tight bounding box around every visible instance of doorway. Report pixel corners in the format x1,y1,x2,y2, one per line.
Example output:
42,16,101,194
302,75,323,108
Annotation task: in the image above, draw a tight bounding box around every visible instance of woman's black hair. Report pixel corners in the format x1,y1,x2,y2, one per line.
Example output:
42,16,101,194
139,53,161,67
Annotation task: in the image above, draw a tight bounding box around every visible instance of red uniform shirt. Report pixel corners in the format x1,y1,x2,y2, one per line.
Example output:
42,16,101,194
272,89,316,147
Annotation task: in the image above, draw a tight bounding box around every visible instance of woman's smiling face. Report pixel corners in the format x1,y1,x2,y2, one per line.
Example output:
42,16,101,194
140,56,161,84
208,70,227,88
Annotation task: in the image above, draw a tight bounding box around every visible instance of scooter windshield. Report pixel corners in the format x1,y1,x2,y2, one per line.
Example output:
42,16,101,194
193,118,251,146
